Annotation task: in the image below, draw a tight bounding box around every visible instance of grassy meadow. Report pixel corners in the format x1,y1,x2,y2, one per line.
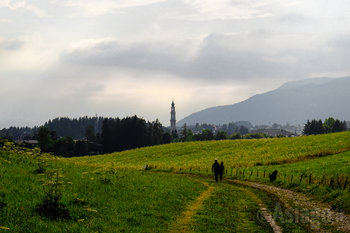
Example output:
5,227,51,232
0,143,206,232
1,131,350,232
191,178,308,233
64,131,350,170
229,150,350,215
191,182,273,233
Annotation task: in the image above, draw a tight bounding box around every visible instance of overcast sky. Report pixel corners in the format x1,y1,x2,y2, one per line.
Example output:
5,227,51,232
1,0,350,128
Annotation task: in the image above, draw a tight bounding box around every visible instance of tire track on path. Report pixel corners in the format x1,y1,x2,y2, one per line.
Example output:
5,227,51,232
165,172,282,233
236,185,283,233
229,179,350,232
168,180,214,233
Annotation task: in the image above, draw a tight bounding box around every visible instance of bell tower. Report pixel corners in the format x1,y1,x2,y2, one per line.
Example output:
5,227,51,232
170,100,176,134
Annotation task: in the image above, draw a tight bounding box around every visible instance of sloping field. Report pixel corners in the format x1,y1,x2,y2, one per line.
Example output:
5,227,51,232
2,132,350,232
0,140,286,232
0,144,206,232
64,132,350,170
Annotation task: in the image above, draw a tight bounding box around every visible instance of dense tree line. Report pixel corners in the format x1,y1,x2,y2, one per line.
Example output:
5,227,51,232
37,126,89,156
37,115,171,156
303,117,348,135
0,116,104,140
44,116,104,139
101,116,169,153
0,126,38,140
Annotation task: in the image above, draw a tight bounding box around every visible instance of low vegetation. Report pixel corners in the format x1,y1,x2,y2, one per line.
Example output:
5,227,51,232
64,131,350,169
192,182,273,233
0,140,205,232
2,131,350,231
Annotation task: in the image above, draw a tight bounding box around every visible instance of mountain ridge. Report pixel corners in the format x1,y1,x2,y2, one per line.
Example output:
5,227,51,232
178,77,350,126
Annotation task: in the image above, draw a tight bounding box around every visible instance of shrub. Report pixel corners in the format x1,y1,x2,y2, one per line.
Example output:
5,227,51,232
36,170,70,220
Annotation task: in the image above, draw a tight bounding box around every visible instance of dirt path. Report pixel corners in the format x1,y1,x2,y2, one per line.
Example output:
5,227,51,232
229,179,350,233
238,185,283,233
168,180,214,233
167,173,283,233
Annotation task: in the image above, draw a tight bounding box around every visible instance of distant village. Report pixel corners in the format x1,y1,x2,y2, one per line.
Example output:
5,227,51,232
170,100,302,139
1,100,349,151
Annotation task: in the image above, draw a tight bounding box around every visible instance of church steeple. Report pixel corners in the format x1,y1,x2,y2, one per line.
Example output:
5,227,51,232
170,99,176,134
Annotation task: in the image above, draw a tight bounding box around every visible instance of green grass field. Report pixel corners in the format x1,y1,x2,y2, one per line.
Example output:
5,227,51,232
0,146,206,232
1,131,350,232
192,182,273,233
64,131,350,170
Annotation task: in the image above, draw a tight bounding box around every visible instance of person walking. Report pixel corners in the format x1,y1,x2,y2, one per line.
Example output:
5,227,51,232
219,162,224,182
212,159,220,182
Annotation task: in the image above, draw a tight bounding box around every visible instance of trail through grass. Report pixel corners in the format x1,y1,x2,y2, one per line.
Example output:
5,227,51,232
2,132,350,232
162,172,309,233
169,180,214,233
190,178,274,233
230,179,350,232
0,149,206,232
238,186,282,233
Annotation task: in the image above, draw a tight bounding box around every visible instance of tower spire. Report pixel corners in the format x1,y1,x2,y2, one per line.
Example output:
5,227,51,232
170,99,176,134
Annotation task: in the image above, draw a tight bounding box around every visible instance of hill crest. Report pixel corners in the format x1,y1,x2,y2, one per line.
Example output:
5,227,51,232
178,77,350,126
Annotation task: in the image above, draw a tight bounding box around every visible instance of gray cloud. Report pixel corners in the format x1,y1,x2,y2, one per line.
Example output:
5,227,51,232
2,0,350,128
63,34,309,82
65,41,182,71
277,13,311,24
0,39,22,50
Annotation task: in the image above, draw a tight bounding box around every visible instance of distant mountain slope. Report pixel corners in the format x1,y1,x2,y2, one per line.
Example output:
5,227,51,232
178,77,350,126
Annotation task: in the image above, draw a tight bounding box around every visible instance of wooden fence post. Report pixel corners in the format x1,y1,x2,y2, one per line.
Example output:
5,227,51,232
343,178,348,190
309,174,312,185
337,174,340,188
300,174,303,183
329,177,334,188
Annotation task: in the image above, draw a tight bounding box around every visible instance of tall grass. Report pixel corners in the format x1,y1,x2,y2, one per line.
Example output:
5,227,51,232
0,144,206,232
64,131,350,170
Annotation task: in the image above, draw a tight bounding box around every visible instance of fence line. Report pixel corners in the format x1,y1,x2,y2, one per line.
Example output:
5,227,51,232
150,165,349,191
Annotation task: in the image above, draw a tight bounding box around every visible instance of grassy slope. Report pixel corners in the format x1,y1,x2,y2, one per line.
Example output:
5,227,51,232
0,148,205,232
256,150,350,177
1,141,278,233
2,132,350,231
62,131,350,221
64,131,350,170
242,150,350,215
186,175,308,233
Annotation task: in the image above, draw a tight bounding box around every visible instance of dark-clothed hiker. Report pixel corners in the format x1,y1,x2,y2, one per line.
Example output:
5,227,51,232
219,162,224,182
269,170,278,182
212,159,220,182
